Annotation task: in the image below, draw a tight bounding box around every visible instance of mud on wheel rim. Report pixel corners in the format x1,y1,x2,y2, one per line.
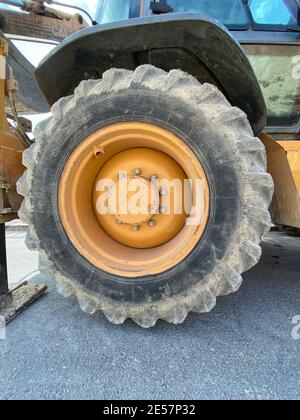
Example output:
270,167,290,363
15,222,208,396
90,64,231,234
58,122,210,277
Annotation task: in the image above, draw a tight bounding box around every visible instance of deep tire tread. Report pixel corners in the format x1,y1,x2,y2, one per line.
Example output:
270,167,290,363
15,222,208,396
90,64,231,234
17,65,273,328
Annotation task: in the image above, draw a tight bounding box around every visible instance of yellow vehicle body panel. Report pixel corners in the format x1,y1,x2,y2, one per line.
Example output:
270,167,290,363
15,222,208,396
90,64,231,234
261,134,300,229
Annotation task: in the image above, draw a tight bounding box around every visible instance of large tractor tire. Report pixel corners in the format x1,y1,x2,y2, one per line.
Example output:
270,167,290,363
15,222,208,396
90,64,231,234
17,65,274,328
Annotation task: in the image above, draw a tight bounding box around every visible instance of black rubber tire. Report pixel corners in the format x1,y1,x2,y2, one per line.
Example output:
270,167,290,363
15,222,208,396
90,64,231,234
17,65,274,327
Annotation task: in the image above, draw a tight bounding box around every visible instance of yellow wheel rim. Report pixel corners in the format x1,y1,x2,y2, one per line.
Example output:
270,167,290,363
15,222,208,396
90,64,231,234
58,122,210,277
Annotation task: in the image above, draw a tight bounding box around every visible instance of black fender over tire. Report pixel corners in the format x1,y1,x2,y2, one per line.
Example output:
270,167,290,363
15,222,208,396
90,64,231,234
17,65,274,327
35,14,266,136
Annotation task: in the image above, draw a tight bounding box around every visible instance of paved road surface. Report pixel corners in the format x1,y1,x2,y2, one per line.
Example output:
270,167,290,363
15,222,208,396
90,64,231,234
0,229,299,400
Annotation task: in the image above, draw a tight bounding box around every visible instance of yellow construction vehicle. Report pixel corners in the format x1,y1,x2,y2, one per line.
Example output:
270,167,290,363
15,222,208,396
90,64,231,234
0,0,299,327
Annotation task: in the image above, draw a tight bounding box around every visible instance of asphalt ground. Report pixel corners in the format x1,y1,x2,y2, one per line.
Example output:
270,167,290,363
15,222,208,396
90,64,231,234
0,228,299,400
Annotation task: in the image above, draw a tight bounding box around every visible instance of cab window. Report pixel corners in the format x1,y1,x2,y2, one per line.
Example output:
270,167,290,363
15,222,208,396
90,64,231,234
245,44,300,127
249,0,299,26
160,0,249,28
96,0,131,24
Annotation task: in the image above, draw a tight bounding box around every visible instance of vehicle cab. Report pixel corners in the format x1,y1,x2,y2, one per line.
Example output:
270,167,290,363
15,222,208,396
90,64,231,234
95,0,300,139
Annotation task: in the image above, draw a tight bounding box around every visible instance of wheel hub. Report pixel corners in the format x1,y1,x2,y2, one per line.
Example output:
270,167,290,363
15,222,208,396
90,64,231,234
113,175,157,226
94,148,189,248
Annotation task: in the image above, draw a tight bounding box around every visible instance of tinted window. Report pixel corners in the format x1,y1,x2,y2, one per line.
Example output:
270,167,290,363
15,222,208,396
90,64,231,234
166,0,249,27
96,0,131,24
249,0,298,26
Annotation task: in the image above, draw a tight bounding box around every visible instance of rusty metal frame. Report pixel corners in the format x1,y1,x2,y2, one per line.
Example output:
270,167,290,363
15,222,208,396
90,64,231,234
0,5,88,42
0,34,25,224
0,34,47,324
0,223,8,296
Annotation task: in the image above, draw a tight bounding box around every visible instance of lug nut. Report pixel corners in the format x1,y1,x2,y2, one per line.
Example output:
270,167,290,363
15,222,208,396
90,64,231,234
132,224,140,231
148,220,157,228
151,174,158,181
134,168,142,176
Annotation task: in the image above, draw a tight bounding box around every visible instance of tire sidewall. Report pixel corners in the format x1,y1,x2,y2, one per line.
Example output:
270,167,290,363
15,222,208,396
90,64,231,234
31,89,242,302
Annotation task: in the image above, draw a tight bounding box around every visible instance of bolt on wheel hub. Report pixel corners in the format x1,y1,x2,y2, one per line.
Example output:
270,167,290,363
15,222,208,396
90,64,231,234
94,148,189,248
113,175,157,226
